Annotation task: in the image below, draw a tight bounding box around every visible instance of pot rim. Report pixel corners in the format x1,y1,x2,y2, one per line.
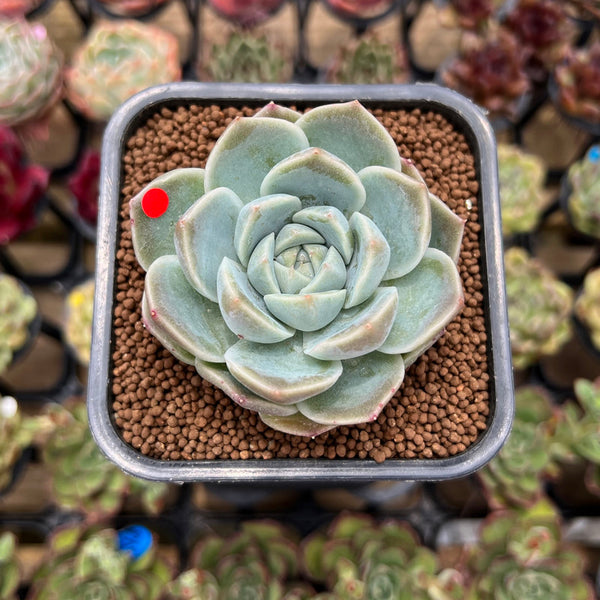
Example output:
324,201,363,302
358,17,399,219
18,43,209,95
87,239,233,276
90,82,513,483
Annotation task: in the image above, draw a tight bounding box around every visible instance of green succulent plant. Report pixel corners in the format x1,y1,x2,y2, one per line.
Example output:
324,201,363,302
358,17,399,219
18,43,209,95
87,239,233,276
0,274,37,374
302,513,466,600
478,386,560,508
28,525,171,600
326,34,409,84
169,520,313,599
575,267,600,350
64,278,94,365
566,145,600,239
130,101,466,437
65,20,180,121
0,395,51,491
0,19,62,126
42,401,171,519
468,499,594,599
504,247,573,370
497,144,548,236
0,532,20,600
203,31,290,83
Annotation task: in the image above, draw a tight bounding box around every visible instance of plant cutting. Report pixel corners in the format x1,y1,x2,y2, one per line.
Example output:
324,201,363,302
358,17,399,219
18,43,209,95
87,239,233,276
0,19,62,127
90,83,512,482
497,144,548,237
129,100,466,438
324,34,410,84
0,274,38,374
65,21,180,122
504,247,573,370
564,145,600,239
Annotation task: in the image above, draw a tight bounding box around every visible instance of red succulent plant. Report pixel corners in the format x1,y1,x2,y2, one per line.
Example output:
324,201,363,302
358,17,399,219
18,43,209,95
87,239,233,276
324,0,395,19
207,0,284,26
449,0,497,30
68,150,100,225
555,43,600,123
442,30,531,119
0,126,48,244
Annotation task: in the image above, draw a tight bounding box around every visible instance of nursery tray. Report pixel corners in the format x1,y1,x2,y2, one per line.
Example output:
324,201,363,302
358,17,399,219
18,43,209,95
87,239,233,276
89,82,513,483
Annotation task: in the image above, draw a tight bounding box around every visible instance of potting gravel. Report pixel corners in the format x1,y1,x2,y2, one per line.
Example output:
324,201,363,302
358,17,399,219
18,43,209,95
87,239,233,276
111,104,489,463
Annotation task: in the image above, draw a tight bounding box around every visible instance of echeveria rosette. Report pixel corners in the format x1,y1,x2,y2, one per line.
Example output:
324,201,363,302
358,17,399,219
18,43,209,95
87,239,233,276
130,101,465,437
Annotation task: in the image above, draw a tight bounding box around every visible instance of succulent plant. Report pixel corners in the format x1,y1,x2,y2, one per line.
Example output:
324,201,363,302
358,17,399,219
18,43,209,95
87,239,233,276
565,145,600,238
68,150,100,226
207,0,284,26
325,34,409,85
441,30,530,119
65,21,180,122
468,498,594,599
0,532,20,600
554,43,600,123
504,247,573,370
130,101,465,437
302,512,467,599
503,0,573,80
0,395,52,491
497,144,547,236
42,400,171,519
0,274,38,374
444,0,500,30
1,124,49,244
169,520,314,599
96,0,169,16
203,31,290,83
28,524,171,600
575,268,600,349
64,278,94,365
0,0,41,16
0,19,62,127
478,386,560,508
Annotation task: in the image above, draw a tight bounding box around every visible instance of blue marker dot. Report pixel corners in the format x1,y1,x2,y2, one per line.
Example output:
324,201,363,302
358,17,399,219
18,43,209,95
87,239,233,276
117,525,153,560
588,145,600,164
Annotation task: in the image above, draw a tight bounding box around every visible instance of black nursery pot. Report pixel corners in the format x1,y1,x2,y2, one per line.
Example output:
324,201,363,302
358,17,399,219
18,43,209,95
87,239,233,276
89,82,513,483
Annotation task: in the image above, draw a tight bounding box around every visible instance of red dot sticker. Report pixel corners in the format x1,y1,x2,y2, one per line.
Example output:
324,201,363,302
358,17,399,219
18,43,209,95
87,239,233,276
141,188,169,218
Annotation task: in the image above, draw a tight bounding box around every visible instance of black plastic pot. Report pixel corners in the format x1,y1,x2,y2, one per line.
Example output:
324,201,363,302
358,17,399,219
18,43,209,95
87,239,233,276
89,82,513,483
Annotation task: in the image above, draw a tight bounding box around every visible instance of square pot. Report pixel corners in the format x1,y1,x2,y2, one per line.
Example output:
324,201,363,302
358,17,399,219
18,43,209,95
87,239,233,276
89,82,513,483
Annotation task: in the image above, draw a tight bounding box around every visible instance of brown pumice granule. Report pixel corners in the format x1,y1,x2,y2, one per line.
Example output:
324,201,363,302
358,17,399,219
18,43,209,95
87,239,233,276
112,104,489,463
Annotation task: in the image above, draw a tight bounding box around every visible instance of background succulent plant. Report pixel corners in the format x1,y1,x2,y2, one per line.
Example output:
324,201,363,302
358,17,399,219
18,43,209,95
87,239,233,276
504,247,573,370
497,144,548,236
302,512,467,599
0,395,51,491
441,29,530,119
64,279,94,365
0,274,38,374
478,386,560,508
566,145,600,238
129,101,465,437
325,34,410,84
0,19,62,127
468,499,594,599
169,520,313,599
575,268,600,349
202,31,290,83
65,20,181,122
42,400,170,519
207,0,285,26
554,42,600,123
0,125,49,245
68,150,100,226
28,524,171,600
0,532,20,600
